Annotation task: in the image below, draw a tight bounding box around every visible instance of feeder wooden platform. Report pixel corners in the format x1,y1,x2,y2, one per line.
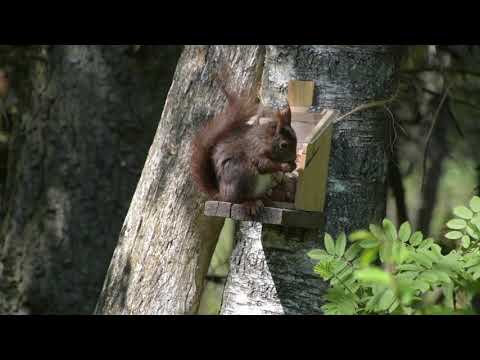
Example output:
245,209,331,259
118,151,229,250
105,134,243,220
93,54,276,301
204,201,324,229
203,80,337,230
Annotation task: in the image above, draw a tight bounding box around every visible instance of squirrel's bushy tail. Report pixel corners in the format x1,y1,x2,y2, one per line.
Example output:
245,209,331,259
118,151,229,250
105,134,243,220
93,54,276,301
190,84,259,199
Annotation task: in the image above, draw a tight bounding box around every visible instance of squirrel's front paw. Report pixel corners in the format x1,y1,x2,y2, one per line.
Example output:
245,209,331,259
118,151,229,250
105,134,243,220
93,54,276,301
243,200,264,218
281,162,297,173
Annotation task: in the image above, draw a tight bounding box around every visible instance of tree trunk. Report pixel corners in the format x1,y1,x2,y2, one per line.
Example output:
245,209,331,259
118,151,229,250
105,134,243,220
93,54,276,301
220,45,400,315
95,46,265,315
388,146,409,225
0,45,180,314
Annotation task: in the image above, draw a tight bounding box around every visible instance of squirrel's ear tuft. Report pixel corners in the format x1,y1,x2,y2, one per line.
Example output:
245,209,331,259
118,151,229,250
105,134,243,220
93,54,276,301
276,103,291,129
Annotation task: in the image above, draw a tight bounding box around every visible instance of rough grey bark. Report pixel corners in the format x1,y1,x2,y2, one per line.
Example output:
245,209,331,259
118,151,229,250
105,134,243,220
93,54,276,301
95,46,265,315
221,45,400,315
221,222,327,315
0,45,180,314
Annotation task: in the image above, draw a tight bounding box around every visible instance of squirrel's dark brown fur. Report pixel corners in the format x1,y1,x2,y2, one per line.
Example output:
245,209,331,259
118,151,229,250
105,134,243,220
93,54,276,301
190,75,297,215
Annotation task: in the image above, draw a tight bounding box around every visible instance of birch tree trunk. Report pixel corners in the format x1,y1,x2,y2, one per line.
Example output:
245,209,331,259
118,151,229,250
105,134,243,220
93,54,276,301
0,45,180,314
221,45,401,315
95,46,265,315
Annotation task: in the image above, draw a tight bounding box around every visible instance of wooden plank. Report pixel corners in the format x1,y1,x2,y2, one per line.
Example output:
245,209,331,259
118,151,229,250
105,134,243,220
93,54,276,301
288,80,314,113
305,110,337,145
295,110,339,212
292,113,323,147
204,201,324,229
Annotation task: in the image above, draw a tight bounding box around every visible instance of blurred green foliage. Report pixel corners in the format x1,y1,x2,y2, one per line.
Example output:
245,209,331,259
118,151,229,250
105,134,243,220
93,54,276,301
309,196,480,315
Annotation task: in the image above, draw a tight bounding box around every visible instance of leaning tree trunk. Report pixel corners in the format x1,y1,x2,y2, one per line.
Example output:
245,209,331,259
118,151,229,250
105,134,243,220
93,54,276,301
95,46,265,315
0,45,180,314
220,45,401,315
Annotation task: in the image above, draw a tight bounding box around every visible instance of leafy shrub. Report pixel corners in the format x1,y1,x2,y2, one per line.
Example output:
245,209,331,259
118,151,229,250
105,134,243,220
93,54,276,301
308,196,480,315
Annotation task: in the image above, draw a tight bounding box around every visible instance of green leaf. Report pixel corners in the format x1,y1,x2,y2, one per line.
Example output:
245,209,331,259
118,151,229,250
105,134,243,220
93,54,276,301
399,289,415,307
336,232,347,257
331,259,348,274
471,215,480,227
359,239,380,249
446,219,467,230
434,271,452,284
470,196,480,213
314,260,334,279
360,248,379,267
307,249,326,261
462,235,471,249
344,243,362,261
418,238,435,250
396,271,419,282
324,234,336,255
355,267,392,286
453,206,473,220
323,287,358,315
421,249,441,263
445,231,463,240
412,280,431,292
349,230,374,242
366,291,386,313
470,265,480,281
399,222,412,243
383,219,397,242
388,299,400,314
410,231,424,246
336,266,354,282
437,251,463,274
464,256,480,268
466,225,480,240
369,224,385,241
396,244,411,264
418,271,439,283
378,289,396,312
397,264,423,271
410,252,433,269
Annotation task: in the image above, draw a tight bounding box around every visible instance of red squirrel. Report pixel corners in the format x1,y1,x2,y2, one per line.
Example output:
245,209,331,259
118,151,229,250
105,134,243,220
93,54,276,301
190,77,297,216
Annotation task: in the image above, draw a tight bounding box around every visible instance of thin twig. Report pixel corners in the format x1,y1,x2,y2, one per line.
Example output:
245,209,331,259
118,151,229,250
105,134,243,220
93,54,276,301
446,97,465,138
421,85,450,193
421,86,480,112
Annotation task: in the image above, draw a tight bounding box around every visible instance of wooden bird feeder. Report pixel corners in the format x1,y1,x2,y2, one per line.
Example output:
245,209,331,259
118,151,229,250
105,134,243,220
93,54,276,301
204,80,338,229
